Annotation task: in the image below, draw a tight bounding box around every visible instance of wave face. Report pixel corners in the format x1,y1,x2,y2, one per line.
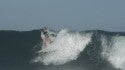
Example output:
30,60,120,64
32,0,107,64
33,29,92,65
1,29,125,70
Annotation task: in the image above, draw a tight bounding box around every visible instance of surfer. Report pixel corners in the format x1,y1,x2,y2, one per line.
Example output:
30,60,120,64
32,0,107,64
41,27,52,47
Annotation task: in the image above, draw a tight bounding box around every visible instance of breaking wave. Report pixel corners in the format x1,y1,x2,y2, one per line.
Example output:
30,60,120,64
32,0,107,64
32,29,92,65
101,35,125,70
31,29,125,70
2,29,125,70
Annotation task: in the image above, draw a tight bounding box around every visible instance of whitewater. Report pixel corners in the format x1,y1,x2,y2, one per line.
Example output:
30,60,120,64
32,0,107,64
101,35,125,70
32,29,125,70
33,29,92,65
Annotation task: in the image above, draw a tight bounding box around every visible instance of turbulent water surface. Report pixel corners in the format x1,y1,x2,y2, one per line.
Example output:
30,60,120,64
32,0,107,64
0,29,125,70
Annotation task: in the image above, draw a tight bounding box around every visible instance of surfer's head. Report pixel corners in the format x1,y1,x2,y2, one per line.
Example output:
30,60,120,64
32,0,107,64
43,27,48,32
44,27,48,30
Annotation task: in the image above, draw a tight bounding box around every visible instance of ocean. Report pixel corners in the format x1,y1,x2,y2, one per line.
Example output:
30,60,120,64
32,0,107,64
0,29,124,70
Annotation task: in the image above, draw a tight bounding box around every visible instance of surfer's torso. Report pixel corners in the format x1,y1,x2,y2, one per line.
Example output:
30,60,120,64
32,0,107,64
43,31,49,38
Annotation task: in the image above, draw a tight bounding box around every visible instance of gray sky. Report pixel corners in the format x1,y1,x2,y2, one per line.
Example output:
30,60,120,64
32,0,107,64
0,0,125,31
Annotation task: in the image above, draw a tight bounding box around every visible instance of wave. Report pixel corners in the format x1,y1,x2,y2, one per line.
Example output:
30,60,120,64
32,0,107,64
31,29,125,70
2,29,123,70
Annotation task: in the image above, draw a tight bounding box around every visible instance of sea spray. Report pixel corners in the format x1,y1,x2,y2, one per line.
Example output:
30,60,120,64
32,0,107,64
33,29,92,65
108,36,125,70
101,35,125,70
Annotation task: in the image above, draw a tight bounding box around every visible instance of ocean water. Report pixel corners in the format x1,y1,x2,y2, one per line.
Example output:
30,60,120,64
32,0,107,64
0,29,125,70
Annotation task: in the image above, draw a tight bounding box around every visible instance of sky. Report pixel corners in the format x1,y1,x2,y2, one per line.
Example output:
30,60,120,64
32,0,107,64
0,0,125,31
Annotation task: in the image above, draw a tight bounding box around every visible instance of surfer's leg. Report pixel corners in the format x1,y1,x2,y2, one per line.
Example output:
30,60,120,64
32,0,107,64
42,38,47,47
45,38,49,47
47,37,52,44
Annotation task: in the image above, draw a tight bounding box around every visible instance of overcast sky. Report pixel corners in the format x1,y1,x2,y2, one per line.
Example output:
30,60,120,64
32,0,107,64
0,0,125,31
